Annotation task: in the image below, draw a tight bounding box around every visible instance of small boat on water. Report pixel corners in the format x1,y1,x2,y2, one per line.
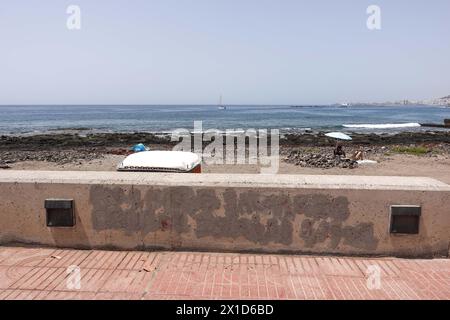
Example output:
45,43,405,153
218,95,227,110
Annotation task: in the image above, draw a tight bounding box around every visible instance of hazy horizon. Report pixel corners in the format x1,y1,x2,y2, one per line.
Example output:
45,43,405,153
1,0,449,105
0,101,447,107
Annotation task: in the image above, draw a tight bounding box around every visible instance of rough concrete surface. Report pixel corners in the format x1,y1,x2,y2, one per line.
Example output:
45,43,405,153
0,171,449,257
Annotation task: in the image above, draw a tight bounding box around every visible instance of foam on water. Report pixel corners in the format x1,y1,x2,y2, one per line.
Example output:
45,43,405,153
0,105,447,134
343,123,421,129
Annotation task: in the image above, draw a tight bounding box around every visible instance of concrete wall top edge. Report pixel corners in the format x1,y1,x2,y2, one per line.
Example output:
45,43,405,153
0,171,449,191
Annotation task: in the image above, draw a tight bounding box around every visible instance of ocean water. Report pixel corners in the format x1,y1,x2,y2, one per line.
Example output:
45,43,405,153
0,105,449,135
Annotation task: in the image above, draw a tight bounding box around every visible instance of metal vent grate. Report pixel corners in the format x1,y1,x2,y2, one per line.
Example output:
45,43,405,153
390,205,421,235
45,199,75,227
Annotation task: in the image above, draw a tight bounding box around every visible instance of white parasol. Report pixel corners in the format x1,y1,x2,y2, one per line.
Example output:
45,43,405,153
325,132,353,141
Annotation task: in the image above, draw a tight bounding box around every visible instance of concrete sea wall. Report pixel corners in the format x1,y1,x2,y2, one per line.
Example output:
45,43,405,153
0,171,449,257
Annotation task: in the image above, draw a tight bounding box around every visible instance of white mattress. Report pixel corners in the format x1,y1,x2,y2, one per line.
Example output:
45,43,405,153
117,151,201,172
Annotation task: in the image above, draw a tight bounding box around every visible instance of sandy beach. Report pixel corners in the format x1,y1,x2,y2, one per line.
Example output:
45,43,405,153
1,131,450,183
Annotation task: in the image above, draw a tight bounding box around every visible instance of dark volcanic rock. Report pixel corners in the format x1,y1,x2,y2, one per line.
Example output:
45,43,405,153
285,150,359,169
282,131,450,146
0,150,104,165
0,133,173,151
1,131,450,151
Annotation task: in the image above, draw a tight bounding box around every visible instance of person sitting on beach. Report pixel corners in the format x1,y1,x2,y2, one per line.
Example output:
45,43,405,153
334,144,346,159
351,150,364,161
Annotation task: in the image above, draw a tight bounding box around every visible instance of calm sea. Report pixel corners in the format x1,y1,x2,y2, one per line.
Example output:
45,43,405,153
0,105,449,135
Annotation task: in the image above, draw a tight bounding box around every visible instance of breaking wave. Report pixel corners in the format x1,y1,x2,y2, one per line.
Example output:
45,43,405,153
343,123,421,129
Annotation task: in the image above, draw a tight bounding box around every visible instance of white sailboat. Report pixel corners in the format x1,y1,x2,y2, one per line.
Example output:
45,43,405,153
218,95,227,110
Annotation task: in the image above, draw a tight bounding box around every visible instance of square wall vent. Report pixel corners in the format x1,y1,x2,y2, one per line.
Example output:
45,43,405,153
45,199,75,227
390,205,421,235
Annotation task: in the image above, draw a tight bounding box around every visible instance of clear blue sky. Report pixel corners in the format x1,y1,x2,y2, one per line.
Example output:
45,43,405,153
0,0,449,105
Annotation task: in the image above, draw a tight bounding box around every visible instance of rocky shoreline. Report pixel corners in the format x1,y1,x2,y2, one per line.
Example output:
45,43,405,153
0,131,449,169
2,130,450,149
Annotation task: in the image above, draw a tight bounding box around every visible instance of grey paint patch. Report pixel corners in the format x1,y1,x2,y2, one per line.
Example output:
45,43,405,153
297,194,378,251
91,186,141,235
342,223,379,251
89,185,379,250
192,189,294,245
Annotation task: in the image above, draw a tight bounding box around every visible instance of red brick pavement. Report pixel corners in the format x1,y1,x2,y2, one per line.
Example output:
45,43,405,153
0,246,448,300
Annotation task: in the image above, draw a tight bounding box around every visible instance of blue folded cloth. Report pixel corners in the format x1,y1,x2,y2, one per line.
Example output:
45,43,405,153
131,143,148,153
